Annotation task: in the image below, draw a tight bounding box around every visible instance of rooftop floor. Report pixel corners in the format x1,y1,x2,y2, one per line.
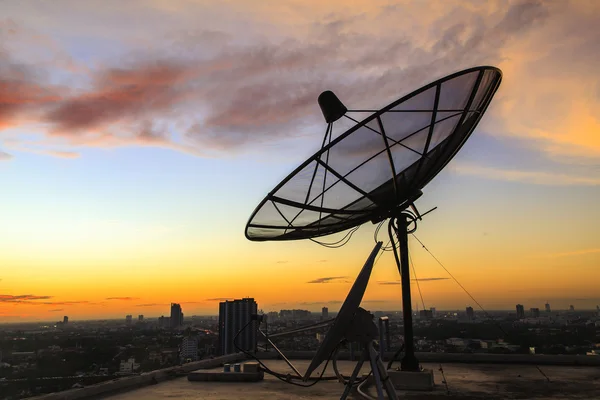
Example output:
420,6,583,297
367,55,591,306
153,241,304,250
101,359,600,400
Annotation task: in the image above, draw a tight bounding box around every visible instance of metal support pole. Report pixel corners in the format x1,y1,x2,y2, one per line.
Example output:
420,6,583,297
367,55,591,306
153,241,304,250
394,214,420,371
385,319,390,353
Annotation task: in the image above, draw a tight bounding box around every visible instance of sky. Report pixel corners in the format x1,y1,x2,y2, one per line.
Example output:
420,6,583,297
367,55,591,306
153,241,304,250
1,0,599,322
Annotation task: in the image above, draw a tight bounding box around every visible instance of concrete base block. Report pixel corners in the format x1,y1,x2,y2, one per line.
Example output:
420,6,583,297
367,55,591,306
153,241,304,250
387,369,434,391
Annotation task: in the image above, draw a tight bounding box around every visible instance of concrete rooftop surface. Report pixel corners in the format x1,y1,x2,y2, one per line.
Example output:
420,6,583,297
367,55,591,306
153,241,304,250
97,359,600,400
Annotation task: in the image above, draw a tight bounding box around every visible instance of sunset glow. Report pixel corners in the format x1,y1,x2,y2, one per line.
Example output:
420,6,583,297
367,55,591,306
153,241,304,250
1,0,599,322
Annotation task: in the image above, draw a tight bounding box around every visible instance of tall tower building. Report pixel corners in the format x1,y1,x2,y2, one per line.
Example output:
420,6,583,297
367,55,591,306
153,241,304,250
170,303,184,328
218,298,258,356
125,315,132,325
569,305,575,312
63,316,69,324
516,304,525,319
466,306,474,320
138,315,144,322
322,307,329,319
545,302,551,313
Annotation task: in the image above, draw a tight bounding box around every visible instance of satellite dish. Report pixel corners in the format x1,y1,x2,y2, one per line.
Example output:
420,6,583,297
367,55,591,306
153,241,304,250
245,66,502,241
245,66,502,394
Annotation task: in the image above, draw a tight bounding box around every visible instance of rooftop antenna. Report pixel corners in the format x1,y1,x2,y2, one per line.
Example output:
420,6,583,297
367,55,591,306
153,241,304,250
245,66,502,397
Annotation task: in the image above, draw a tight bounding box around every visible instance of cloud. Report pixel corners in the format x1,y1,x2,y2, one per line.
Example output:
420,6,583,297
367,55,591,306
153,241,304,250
545,248,600,258
276,261,288,264
136,303,166,307
452,164,600,186
48,308,64,312
299,300,343,306
306,276,348,284
0,294,53,302
2,1,599,164
206,298,232,301
43,150,80,158
378,278,449,285
105,297,140,301
0,151,13,160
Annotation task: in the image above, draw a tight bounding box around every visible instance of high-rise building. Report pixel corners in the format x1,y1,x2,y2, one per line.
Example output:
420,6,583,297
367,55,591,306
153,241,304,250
545,302,551,313
158,315,171,328
466,306,474,320
125,315,132,325
180,336,199,362
138,315,144,322
219,298,258,355
569,305,575,312
63,316,69,324
530,308,540,318
516,304,525,319
322,307,329,319
430,307,437,318
170,303,184,328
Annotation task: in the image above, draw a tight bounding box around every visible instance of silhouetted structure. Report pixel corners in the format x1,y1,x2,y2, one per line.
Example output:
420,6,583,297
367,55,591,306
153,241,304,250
125,315,132,325
244,66,502,375
530,307,540,318
158,315,170,328
545,302,551,313
419,309,433,319
466,306,474,320
180,336,199,362
516,304,525,319
322,307,329,320
218,298,258,355
138,315,144,322
63,316,68,324
569,305,575,312
430,307,437,318
170,303,183,328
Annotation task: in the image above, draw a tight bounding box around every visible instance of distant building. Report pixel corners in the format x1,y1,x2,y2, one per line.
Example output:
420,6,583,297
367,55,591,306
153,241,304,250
545,302,551,313
516,304,525,319
138,315,144,322
125,315,132,325
266,311,279,321
180,336,199,362
419,309,433,319
63,316,69,324
171,303,184,328
158,316,171,328
219,298,258,356
279,309,311,320
119,358,140,373
530,307,540,318
430,307,437,318
569,305,575,312
322,307,329,319
466,306,474,320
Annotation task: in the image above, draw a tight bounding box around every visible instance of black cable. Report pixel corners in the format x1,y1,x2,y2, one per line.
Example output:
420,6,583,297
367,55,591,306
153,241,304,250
386,344,405,370
233,320,337,387
310,225,360,248
411,234,503,332
411,233,551,382
409,249,426,311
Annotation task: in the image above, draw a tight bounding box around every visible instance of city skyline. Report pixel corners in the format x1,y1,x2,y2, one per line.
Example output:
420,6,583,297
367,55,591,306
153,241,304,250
1,1,600,322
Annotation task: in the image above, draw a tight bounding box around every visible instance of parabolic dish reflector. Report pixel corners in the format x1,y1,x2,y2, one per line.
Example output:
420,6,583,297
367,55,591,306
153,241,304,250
245,66,502,241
